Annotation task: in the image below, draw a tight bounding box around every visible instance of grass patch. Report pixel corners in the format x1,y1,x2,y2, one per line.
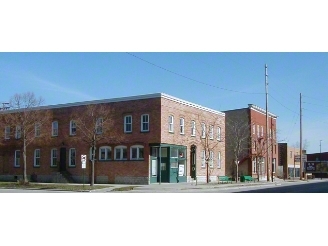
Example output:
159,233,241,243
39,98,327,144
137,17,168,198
0,182,111,191
111,186,137,192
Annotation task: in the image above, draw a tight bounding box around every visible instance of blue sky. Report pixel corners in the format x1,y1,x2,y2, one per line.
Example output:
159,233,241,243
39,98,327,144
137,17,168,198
1,52,327,153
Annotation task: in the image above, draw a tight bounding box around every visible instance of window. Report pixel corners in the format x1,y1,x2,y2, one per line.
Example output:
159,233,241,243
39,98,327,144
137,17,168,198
34,149,40,167
52,121,58,136
269,129,272,139
209,151,214,167
218,151,221,169
217,127,221,141
290,151,293,158
35,123,41,137
141,114,149,132
99,146,111,161
252,159,256,173
272,158,276,173
4,126,10,139
201,150,205,168
70,120,76,135
257,125,260,137
130,145,144,160
273,130,276,140
191,121,196,136
179,118,185,134
261,126,264,137
69,148,76,167
209,125,214,139
114,146,127,160
96,118,103,134
124,115,132,133
201,123,206,138
252,124,255,135
51,149,58,167
15,125,21,139
14,150,20,167
168,115,174,133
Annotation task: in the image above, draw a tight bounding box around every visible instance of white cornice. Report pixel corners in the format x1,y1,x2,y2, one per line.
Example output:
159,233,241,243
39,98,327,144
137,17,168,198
248,104,278,118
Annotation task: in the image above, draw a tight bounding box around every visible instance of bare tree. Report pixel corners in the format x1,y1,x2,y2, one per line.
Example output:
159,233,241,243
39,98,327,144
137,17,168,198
196,113,224,183
71,103,116,186
225,114,250,183
1,92,50,184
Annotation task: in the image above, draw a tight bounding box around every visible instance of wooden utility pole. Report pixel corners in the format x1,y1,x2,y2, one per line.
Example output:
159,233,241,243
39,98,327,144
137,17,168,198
300,93,303,180
265,64,270,181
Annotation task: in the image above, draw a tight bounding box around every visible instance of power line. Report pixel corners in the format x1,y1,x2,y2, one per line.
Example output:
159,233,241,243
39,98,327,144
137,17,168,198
126,52,264,95
303,95,328,104
268,93,299,115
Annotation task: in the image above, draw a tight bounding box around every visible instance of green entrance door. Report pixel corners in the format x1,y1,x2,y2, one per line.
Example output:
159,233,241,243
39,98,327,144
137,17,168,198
158,159,169,183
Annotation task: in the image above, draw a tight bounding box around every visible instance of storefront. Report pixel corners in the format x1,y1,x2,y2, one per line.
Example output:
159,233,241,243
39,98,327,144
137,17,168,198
149,144,187,183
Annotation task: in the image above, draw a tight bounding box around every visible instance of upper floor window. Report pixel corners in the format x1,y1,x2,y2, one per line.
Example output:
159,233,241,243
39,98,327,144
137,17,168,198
69,148,76,167
257,125,260,137
209,125,214,139
141,114,149,132
4,126,10,139
130,145,144,160
14,150,20,167
70,120,76,136
96,118,103,134
52,121,58,136
252,124,255,135
191,121,196,136
261,126,264,137
179,118,185,134
201,123,206,138
15,125,21,139
217,126,221,141
35,123,41,137
114,146,127,160
169,115,174,133
34,149,41,167
124,115,132,133
99,146,111,161
51,149,58,167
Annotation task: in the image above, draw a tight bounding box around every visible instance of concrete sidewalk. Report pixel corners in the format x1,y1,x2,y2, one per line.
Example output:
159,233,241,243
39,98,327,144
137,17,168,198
91,178,326,192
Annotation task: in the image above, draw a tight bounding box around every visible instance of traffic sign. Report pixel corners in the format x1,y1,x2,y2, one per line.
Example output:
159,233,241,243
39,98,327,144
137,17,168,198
81,155,87,169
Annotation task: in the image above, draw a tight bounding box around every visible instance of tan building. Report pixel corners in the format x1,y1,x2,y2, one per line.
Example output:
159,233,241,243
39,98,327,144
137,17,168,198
278,143,305,179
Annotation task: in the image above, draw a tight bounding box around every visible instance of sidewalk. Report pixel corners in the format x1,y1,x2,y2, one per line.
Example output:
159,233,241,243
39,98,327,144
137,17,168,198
91,177,325,192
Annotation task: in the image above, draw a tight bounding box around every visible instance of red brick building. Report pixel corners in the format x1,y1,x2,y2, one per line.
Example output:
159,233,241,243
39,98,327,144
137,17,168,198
0,93,225,184
224,104,278,181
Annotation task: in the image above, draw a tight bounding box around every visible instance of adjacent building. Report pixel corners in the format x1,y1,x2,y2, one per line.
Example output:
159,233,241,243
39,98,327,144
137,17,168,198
277,143,303,179
224,104,278,181
0,93,225,184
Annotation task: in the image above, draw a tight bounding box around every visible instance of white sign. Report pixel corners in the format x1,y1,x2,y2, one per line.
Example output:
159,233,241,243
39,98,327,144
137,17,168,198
178,164,184,176
81,155,87,169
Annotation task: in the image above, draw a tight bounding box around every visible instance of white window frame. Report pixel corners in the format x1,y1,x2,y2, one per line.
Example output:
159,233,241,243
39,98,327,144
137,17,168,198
217,126,221,141
96,118,103,135
15,125,21,139
179,118,185,135
209,125,214,140
252,124,255,135
201,150,205,168
261,126,264,137
51,148,58,167
168,115,174,133
124,115,132,133
218,151,221,169
5,126,10,139
257,125,260,138
14,150,20,167
34,149,41,167
130,145,144,160
114,146,127,160
209,151,214,167
69,148,76,167
99,146,111,161
52,121,58,136
191,121,196,136
35,122,41,137
141,114,149,132
201,123,206,138
70,120,76,136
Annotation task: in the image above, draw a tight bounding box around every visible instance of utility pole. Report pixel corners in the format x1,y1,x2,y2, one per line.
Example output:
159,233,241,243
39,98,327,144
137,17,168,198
265,64,270,181
300,93,303,180
320,140,322,180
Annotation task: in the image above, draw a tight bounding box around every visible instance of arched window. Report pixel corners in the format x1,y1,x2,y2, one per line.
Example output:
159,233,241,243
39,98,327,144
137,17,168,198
130,145,144,160
99,146,112,161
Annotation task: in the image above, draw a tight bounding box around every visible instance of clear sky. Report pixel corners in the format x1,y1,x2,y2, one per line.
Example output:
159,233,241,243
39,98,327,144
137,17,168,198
1,52,327,153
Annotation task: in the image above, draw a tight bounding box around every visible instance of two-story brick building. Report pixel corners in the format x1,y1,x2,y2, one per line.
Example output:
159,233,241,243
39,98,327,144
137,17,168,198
0,93,225,184
224,104,278,181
